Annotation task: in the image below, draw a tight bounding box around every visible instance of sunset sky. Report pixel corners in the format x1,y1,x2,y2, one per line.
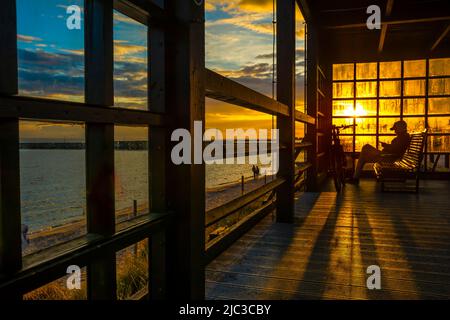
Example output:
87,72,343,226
16,0,306,141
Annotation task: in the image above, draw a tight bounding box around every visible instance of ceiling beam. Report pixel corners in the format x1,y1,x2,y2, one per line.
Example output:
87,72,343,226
325,16,450,29
431,24,450,51
378,0,394,52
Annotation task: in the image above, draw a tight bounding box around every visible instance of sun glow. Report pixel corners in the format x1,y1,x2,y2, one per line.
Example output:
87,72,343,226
341,102,368,117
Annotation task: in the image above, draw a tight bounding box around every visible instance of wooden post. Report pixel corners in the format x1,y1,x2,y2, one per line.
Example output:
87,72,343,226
85,0,116,300
276,0,296,223
165,0,205,299
0,2,22,299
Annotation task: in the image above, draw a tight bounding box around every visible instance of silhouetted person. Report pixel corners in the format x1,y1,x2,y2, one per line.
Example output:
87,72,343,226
252,165,257,180
348,120,410,185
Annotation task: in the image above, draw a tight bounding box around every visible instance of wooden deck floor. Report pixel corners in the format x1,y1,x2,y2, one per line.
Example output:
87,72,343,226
206,180,450,300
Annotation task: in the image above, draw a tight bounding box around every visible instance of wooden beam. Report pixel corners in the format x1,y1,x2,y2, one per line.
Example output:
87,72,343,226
325,16,450,30
431,24,450,51
276,0,296,224
0,96,166,126
295,109,316,124
0,119,22,278
206,178,285,228
378,0,394,53
165,0,205,300
0,0,18,95
85,0,116,300
205,69,289,116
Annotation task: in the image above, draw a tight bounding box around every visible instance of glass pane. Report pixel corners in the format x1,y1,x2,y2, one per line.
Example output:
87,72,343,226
115,126,149,224
333,100,354,116
356,118,377,134
356,81,377,98
378,136,396,149
429,78,450,95
379,118,401,134
429,98,450,115
428,135,450,152
295,122,306,141
20,121,86,256
17,0,85,102
380,61,401,79
355,136,377,152
339,136,354,152
404,60,426,78
24,267,87,300
404,80,426,96
113,11,148,110
116,239,149,300
429,58,450,76
356,99,377,116
403,98,425,115
404,117,426,132
428,117,450,134
356,63,377,80
295,4,306,112
333,82,354,98
333,118,354,133
379,99,401,115
333,64,354,80
380,81,401,97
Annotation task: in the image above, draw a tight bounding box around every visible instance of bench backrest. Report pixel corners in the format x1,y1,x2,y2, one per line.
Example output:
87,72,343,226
397,129,428,170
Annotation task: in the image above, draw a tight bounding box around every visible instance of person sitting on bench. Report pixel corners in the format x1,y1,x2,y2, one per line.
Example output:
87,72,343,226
348,120,411,185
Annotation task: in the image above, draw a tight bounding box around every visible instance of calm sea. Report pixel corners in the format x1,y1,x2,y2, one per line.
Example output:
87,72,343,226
20,149,271,232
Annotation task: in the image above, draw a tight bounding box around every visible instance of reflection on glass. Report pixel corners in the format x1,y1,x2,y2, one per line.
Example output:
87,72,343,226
332,100,354,116
356,118,377,134
333,118,354,133
379,118,400,134
356,99,377,116
17,0,85,102
356,81,377,98
333,82,354,98
116,239,149,300
429,78,450,96
295,122,306,141
333,64,354,80
428,136,450,152
404,60,426,78
115,126,149,224
339,136,354,152
429,58,450,77
429,98,450,114
24,267,87,300
380,81,401,97
355,136,376,152
379,99,401,115
114,11,148,110
404,80,425,96
356,63,377,79
405,117,426,132
295,3,306,112
403,98,425,115
380,61,401,79
428,117,450,134
20,121,86,256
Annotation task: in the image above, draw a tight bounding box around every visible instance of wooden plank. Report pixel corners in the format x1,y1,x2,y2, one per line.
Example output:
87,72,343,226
0,119,22,275
206,178,285,228
431,24,450,51
165,0,205,300
0,96,166,126
0,0,18,95
276,0,296,224
85,0,116,300
295,110,316,125
205,69,290,117
295,142,313,149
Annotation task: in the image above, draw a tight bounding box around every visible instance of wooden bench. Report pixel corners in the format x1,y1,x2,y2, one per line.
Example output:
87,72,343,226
374,130,428,193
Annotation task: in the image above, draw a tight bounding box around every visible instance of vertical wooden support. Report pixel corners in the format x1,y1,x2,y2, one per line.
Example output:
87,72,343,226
85,0,116,300
0,0,18,95
165,0,205,299
306,25,319,191
0,1,22,286
276,0,296,223
149,21,167,300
